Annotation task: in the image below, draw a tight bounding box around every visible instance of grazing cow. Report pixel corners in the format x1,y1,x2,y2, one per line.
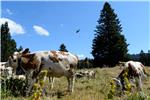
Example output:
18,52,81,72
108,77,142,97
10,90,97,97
6,48,78,95
88,70,96,78
75,70,95,79
115,61,148,92
119,61,148,79
0,62,13,79
75,72,85,78
0,62,6,77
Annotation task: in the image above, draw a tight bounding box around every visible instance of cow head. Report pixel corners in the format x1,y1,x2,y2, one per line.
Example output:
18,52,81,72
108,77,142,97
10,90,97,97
6,48,30,74
112,78,123,90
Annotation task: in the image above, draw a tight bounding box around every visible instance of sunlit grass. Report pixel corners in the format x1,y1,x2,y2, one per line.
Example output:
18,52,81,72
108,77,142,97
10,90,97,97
1,66,150,100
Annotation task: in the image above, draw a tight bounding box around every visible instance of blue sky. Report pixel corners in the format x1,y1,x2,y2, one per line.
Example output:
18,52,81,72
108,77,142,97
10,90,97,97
0,1,150,59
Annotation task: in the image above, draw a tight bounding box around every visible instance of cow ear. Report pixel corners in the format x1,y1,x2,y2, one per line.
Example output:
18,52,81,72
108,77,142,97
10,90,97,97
22,48,30,54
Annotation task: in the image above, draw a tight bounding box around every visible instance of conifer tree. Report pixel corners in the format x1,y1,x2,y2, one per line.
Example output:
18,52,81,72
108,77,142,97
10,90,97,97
92,2,128,67
1,22,17,61
59,43,68,52
17,46,23,52
139,50,146,65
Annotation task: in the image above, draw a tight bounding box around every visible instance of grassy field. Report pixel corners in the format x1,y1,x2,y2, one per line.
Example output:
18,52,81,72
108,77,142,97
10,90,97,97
2,66,150,100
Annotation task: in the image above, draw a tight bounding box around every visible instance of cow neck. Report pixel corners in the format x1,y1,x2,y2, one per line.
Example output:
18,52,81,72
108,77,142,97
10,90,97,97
17,57,26,74
18,57,21,69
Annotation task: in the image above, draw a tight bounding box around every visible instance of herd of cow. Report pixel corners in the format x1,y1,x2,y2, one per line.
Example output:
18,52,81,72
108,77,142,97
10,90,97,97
0,48,149,97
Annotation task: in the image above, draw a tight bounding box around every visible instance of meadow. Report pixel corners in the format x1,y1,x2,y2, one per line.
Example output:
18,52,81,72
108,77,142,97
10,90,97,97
1,66,150,100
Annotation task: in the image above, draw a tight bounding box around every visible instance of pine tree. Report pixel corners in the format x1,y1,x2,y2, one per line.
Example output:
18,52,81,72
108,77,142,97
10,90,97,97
139,50,146,65
59,43,68,52
1,22,17,61
147,50,150,66
17,46,23,52
92,2,128,67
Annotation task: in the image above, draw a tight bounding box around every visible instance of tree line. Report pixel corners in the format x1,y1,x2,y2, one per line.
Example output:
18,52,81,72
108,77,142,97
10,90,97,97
129,50,150,66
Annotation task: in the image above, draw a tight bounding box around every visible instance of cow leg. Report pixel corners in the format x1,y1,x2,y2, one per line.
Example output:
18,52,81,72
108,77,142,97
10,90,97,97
26,78,36,96
67,72,75,93
36,70,49,96
67,77,72,93
135,76,142,91
26,71,37,96
138,76,142,91
41,75,48,96
49,77,54,89
70,74,75,93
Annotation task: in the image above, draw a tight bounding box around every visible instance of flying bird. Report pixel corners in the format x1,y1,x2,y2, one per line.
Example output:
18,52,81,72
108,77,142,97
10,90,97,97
76,29,80,33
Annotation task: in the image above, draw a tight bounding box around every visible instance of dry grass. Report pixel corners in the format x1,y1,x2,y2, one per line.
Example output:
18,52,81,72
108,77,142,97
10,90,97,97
2,66,150,100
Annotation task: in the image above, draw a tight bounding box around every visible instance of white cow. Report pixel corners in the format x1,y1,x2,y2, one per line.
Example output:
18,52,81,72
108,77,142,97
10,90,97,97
75,70,95,79
115,61,148,92
0,62,6,77
0,62,13,79
6,48,78,95
88,70,96,78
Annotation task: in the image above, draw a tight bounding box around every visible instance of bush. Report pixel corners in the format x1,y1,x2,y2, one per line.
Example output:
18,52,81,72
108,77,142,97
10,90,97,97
1,78,28,98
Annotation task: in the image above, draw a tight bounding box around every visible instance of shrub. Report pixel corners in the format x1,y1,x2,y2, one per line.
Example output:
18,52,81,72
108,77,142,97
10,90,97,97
1,78,28,98
31,70,48,100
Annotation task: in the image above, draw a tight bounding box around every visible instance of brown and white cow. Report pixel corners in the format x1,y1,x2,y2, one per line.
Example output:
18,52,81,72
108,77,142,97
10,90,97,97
115,61,148,92
7,48,78,95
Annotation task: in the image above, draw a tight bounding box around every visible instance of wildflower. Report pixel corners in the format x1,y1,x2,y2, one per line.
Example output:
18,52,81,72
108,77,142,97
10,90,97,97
39,80,44,87
33,83,39,89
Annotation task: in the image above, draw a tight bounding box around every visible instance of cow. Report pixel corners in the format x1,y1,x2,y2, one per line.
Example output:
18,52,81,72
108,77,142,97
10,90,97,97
114,61,148,92
0,62,13,79
88,70,96,78
119,61,148,79
0,62,6,77
75,70,95,79
6,48,78,95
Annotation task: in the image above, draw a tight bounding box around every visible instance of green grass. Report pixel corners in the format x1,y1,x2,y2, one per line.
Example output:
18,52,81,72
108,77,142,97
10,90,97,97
1,66,150,100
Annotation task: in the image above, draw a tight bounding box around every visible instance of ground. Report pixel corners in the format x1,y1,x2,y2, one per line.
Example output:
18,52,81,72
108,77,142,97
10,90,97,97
2,66,150,100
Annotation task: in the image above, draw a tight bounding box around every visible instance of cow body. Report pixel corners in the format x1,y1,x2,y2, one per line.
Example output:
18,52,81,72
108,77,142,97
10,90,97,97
120,61,147,79
76,70,95,79
116,61,147,92
7,49,78,95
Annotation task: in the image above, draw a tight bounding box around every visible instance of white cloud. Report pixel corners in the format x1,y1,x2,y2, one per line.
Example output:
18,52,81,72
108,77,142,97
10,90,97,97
0,18,25,35
33,25,49,36
6,9,13,15
78,54,85,59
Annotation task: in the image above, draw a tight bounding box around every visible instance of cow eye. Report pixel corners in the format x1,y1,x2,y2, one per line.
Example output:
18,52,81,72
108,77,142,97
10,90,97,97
13,59,16,62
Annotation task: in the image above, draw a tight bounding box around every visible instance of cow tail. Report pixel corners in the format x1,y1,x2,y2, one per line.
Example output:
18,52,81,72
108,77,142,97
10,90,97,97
75,55,79,69
143,68,149,77
140,64,149,77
